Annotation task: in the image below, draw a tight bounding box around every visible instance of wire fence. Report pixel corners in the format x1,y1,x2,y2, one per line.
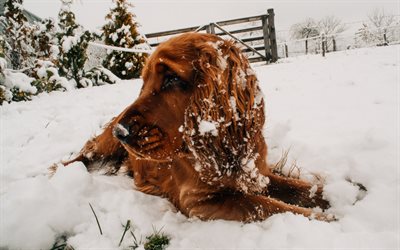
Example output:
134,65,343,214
84,17,400,68
275,24,400,58
85,41,153,70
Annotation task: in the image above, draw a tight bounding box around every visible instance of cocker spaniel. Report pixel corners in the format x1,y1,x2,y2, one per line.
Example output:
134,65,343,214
65,33,331,222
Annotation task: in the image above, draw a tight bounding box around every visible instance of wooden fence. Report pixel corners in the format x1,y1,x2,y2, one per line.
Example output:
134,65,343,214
145,9,278,63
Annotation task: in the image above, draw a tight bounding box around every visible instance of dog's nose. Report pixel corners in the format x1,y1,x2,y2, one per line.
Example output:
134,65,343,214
113,123,130,141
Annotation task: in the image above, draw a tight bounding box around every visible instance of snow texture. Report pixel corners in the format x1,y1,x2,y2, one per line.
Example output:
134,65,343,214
62,35,79,52
114,123,129,137
1,45,399,249
207,41,228,71
34,60,76,91
3,70,37,94
0,58,7,71
198,120,218,136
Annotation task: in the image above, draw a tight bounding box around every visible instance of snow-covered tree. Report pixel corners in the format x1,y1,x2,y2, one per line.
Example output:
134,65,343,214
290,18,319,54
57,0,78,37
0,37,9,104
318,16,347,36
56,0,97,88
31,18,59,61
2,0,34,69
102,0,147,79
0,0,37,103
356,9,397,47
355,23,375,47
367,8,395,45
0,36,5,64
318,16,347,52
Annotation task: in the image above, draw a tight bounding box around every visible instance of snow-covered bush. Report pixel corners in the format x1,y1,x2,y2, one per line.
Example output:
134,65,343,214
0,57,118,105
1,37,8,104
84,66,119,86
31,18,59,61
0,85,11,104
0,36,5,59
1,70,36,103
0,0,125,105
0,53,11,104
30,59,74,93
1,52,35,104
56,0,99,88
102,0,148,79
356,24,377,47
2,0,35,70
57,30,97,87
0,59,76,105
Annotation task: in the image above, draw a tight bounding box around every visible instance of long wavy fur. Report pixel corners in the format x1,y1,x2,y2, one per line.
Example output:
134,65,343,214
182,39,267,193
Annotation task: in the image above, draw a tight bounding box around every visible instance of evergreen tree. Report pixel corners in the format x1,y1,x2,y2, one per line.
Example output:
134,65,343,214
0,37,9,104
102,0,147,79
58,0,79,37
355,23,375,47
31,18,59,61
3,0,34,69
56,0,96,88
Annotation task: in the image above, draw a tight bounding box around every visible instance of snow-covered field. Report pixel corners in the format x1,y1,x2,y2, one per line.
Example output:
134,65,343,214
1,45,399,249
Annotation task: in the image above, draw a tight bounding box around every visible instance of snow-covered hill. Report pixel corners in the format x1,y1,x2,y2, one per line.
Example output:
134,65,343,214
1,45,399,249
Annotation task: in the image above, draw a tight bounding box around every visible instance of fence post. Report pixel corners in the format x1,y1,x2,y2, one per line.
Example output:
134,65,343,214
321,33,326,57
305,39,309,54
267,8,278,62
284,43,288,58
206,23,215,34
261,15,271,61
332,37,336,51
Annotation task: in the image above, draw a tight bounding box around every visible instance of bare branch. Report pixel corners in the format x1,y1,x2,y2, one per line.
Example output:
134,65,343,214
318,16,347,36
368,8,395,29
290,18,319,39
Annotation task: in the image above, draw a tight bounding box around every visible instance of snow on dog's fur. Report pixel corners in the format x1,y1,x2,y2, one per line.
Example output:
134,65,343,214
65,33,331,222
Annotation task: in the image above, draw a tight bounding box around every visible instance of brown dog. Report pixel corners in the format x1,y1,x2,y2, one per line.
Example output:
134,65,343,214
66,33,330,222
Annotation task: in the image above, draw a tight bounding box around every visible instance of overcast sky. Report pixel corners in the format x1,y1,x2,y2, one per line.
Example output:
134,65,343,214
23,0,399,35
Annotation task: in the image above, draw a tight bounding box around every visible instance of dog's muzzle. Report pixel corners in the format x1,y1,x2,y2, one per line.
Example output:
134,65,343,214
113,121,165,152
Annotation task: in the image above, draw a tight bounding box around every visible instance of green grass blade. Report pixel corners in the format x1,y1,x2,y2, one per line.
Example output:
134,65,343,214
89,202,103,235
118,219,131,246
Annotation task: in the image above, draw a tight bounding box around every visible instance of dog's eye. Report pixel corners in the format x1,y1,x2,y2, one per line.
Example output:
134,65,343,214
162,74,187,90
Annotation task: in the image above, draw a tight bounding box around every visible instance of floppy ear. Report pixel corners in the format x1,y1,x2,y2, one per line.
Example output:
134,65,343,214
183,39,267,192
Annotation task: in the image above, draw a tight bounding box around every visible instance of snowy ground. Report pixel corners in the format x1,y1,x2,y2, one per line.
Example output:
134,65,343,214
1,45,399,249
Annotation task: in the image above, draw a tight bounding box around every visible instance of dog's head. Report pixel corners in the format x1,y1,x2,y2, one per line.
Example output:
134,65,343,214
114,33,267,190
